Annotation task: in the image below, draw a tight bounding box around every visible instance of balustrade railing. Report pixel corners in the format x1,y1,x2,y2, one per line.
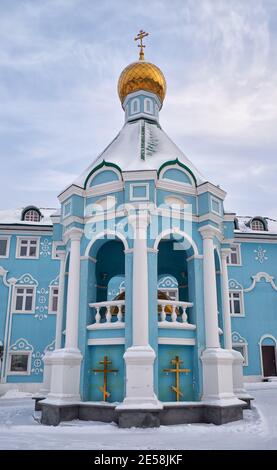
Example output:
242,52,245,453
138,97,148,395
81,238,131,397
88,300,125,329
158,299,194,326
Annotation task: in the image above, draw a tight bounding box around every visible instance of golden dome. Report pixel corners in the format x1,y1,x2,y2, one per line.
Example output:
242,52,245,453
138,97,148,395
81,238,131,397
118,61,167,106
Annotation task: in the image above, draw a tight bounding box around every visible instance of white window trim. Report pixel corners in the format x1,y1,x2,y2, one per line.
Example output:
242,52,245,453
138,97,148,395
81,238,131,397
232,343,248,366
130,183,149,201
130,98,140,115
227,243,242,266
211,196,222,216
259,334,277,377
144,98,153,114
63,200,72,219
48,285,59,314
0,235,11,258
12,285,36,314
229,290,245,317
7,351,32,376
16,236,40,260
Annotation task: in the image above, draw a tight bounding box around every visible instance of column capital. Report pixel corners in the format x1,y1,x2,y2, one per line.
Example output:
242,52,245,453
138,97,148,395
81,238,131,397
56,250,66,261
128,212,150,237
66,228,83,242
221,248,231,260
198,225,220,240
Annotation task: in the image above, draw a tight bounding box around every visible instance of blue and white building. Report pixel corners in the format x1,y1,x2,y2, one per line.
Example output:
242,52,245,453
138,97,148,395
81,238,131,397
0,43,276,427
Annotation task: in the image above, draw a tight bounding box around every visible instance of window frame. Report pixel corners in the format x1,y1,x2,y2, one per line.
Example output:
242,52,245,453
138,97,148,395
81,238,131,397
129,183,149,201
232,343,248,366
16,236,40,259
227,244,242,266
13,285,36,314
48,285,59,314
210,196,222,216
144,98,153,114
0,236,11,258
229,290,245,317
251,219,266,231
7,351,32,375
23,209,41,222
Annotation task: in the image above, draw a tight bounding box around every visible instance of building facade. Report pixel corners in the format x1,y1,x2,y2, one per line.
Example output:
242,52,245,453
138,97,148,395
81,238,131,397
0,39,276,426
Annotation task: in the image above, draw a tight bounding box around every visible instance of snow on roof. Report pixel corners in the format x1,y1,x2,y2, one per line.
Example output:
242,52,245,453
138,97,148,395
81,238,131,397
73,119,207,188
235,216,277,235
0,208,57,226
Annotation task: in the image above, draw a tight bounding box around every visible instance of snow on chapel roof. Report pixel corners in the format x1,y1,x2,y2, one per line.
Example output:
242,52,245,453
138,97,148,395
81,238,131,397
0,208,57,226
74,119,207,188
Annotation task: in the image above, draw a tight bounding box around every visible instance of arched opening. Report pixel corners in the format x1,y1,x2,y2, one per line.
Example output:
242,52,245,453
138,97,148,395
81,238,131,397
156,233,196,402
260,335,277,377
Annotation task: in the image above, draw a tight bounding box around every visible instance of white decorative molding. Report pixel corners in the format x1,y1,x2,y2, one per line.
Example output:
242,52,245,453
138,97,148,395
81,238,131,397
232,332,248,367
15,273,38,286
87,337,125,346
123,170,157,182
156,180,196,195
86,181,124,198
232,331,247,344
197,182,226,200
244,272,277,292
158,337,195,346
153,228,199,255
40,238,52,257
58,184,85,203
9,337,33,352
159,163,195,187
44,339,55,354
229,279,243,290
254,246,268,264
85,229,129,256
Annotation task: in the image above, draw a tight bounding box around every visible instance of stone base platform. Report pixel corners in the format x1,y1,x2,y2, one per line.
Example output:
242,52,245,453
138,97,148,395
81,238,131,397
239,397,254,410
40,400,245,428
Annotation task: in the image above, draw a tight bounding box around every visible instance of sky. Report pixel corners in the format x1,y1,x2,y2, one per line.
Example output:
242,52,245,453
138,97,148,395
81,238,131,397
0,0,277,217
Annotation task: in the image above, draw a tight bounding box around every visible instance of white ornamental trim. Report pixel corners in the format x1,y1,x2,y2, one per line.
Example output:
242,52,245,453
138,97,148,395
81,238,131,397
244,272,277,293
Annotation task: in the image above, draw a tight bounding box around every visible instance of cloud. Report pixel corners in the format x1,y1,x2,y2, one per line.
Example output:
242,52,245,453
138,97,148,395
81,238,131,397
0,0,276,218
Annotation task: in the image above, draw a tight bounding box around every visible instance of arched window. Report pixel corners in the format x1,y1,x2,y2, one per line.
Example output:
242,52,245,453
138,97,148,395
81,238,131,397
131,98,139,115
144,98,153,114
22,207,41,222
251,218,265,231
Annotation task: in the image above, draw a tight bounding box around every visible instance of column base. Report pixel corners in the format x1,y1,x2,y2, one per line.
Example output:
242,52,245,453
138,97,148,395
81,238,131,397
37,351,53,397
201,348,243,405
46,348,82,403
231,349,253,404
118,345,162,410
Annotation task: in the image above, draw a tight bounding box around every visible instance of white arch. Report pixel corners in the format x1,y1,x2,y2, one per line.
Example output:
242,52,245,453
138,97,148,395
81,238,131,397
259,334,277,377
85,229,129,257
153,228,199,255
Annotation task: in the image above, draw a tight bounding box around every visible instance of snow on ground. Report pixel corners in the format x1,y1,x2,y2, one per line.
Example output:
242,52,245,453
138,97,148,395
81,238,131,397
0,384,276,450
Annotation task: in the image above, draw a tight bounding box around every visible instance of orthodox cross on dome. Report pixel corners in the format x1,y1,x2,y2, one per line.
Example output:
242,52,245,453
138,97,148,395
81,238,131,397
91,356,118,402
163,355,191,401
135,29,149,61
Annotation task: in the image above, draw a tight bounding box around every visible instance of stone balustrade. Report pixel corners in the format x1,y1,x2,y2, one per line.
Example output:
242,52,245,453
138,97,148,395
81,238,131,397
88,300,125,329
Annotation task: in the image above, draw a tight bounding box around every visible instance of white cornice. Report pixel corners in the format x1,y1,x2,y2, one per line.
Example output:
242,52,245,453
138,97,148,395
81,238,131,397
122,89,162,108
156,180,196,195
58,185,84,203
198,213,222,224
234,236,277,243
197,182,226,200
224,213,236,222
86,181,124,198
123,170,157,182
87,337,125,346
62,215,84,227
158,337,196,346
0,227,52,234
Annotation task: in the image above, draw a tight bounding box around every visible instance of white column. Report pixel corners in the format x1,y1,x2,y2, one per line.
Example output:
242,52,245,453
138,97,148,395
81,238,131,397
221,249,252,400
199,226,241,405
118,212,162,410
46,228,83,403
200,227,220,348
221,249,232,349
65,230,82,349
55,251,66,350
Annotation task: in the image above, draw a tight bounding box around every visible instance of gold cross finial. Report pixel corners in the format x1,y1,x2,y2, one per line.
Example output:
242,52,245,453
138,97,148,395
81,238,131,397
163,355,191,402
91,356,118,402
135,29,149,61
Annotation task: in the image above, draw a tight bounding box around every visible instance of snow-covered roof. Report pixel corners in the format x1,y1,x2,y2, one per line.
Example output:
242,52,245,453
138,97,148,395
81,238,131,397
235,216,277,235
73,119,207,188
0,208,57,226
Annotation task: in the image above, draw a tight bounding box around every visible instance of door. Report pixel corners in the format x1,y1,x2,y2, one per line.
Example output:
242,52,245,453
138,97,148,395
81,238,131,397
262,345,277,377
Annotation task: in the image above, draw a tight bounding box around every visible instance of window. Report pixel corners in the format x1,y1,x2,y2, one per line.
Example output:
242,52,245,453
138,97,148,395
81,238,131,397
251,219,265,231
8,353,31,374
144,98,153,114
17,238,39,258
130,183,149,201
160,289,178,301
211,197,221,215
131,98,139,115
227,245,241,265
14,286,35,313
229,291,244,316
63,200,72,218
0,237,10,258
23,209,40,222
10,354,29,372
49,287,59,313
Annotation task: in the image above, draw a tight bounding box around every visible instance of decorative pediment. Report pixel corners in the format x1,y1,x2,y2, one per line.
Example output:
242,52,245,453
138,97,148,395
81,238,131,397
9,338,33,352
15,273,38,286
232,331,247,344
229,279,243,291
244,272,277,292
